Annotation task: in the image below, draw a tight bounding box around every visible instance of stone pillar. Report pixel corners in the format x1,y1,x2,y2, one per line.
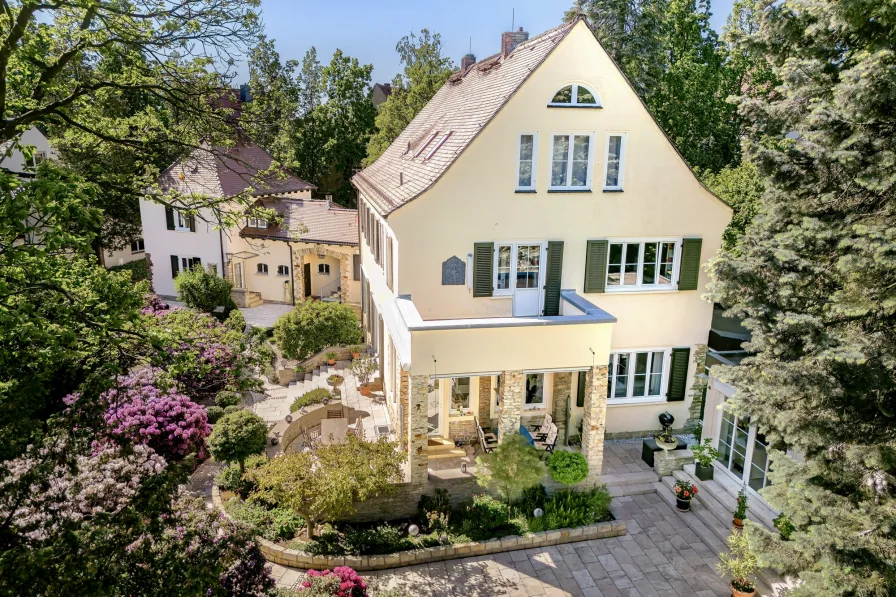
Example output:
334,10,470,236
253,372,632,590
398,370,409,449
339,254,351,304
407,375,429,484
552,372,572,443
497,371,524,440
686,343,709,430
292,252,306,302
478,376,493,428
581,365,608,484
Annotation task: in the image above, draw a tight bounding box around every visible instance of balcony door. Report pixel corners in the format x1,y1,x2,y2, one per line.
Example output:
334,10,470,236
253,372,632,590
717,405,771,498
495,243,545,317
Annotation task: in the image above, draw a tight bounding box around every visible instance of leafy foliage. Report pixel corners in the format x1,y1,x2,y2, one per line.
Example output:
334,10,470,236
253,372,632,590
225,498,304,541
216,391,243,408
289,388,333,413
249,434,405,538
299,567,368,597
206,405,225,424
208,410,268,473
475,434,547,504
716,531,759,592
215,454,268,497
546,451,590,485
691,437,722,467
460,494,519,540
174,265,238,321
701,162,763,252
527,488,612,532
273,301,362,360
107,258,149,282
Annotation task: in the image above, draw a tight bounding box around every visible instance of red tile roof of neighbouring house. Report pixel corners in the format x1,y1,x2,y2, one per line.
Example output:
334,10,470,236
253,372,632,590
240,198,358,246
157,135,315,198
352,21,575,215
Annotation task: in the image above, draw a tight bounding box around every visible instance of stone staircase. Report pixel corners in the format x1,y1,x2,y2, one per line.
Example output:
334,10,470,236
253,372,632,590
245,290,263,308
654,466,793,596
601,470,660,497
427,436,467,460
287,361,349,396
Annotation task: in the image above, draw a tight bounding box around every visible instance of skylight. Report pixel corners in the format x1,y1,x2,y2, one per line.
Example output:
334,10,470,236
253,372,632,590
424,132,452,160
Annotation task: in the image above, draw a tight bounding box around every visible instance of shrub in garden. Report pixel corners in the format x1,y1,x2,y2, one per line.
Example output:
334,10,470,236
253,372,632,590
289,387,332,412
215,454,269,495
174,263,237,320
475,433,547,504
341,523,414,556
299,567,368,597
225,308,247,332
208,410,268,473
273,301,363,360
224,498,304,541
547,451,589,485
101,368,210,462
215,390,242,408
223,405,240,414
108,258,148,282
461,494,511,539
518,484,547,514
206,405,224,424
528,487,612,532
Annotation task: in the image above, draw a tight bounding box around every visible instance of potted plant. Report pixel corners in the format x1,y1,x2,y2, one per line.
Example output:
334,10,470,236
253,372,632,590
733,486,749,528
655,430,678,451
327,374,344,388
325,351,337,366
716,530,760,597
692,438,721,481
673,479,698,512
294,365,306,382
349,355,377,396
350,345,363,359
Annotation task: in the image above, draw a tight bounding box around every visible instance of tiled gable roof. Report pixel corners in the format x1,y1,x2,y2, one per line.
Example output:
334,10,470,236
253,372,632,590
353,21,574,215
158,137,315,198
241,198,358,246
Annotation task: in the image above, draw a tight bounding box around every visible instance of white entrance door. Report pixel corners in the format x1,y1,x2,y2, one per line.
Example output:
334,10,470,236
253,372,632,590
513,244,543,316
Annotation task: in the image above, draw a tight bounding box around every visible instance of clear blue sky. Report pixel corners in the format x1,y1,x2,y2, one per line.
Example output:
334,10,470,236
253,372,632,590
248,0,736,85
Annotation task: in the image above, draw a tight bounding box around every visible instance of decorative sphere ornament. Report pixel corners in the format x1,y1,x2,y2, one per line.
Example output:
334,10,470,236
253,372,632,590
439,534,448,544
270,437,279,446
284,415,293,424
408,524,420,537
533,508,544,518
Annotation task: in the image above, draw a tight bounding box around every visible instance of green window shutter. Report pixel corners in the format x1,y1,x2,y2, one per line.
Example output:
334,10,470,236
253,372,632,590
165,207,175,230
576,371,586,408
170,255,179,278
583,240,608,293
543,241,564,316
188,214,196,232
472,242,494,298
667,347,691,402
678,238,702,291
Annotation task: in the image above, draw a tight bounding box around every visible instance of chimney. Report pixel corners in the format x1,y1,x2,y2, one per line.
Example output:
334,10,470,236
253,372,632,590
501,27,529,57
460,53,476,71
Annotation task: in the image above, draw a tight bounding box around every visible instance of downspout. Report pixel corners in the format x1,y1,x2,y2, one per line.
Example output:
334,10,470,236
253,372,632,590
218,228,226,278
287,240,296,305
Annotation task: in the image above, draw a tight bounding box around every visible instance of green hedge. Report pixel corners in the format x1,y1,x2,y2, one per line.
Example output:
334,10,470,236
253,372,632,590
107,258,148,282
547,451,589,485
289,388,332,413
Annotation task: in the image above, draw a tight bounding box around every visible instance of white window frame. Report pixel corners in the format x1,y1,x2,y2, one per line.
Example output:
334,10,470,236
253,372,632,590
515,132,538,191
548,84,601,107
277,265,289,276
247,217,268,229
130,239,145,253
256,263,268,275
607,348,670,405
492,241,547,297
176,255,201,272
173,209,191,232
716,400,772,499
448,377,473,417
549,133,595,191
523,372,547,410
603,133,627,191
318,263,330,275
605,238,681,292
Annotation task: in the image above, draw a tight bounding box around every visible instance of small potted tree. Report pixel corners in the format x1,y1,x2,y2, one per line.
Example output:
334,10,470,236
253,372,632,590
327,374,344,388
733,486,749,528
350,345,363,359
325,351,337,366
349,355,377,396
692,438,720,481
716,531,760,597
673,479,698,512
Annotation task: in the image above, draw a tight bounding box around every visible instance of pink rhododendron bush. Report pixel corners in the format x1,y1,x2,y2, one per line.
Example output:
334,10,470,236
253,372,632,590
300,567,368,597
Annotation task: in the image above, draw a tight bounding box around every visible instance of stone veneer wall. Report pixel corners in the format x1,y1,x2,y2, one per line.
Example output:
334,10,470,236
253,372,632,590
686,343,709,430
212,486,626,572
407,375,429,484
580,365,609,487
478,376,494,429
447,419,477,442
552,372,571,442
497,371,524,439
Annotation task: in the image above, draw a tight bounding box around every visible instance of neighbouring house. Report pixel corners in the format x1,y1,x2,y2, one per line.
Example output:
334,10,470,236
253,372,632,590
140,132,361,309
371,83,392,107
352,18,731,486
0,126,58,176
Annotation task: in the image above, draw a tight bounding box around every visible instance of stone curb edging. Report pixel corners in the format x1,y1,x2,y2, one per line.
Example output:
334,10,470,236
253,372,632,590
212,486,627,571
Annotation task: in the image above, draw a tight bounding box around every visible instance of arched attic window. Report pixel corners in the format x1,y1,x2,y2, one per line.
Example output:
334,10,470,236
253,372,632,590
548,84,601,108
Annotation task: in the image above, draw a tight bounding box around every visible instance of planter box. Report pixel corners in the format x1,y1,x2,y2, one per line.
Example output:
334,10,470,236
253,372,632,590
695,462,714,481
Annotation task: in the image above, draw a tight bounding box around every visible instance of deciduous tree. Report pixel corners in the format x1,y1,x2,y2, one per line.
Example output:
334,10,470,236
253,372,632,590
208,410,268,474
475,434,547,506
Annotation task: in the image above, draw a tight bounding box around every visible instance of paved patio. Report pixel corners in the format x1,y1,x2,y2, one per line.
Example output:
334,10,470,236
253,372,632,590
161,299,293,328
270,491,737,596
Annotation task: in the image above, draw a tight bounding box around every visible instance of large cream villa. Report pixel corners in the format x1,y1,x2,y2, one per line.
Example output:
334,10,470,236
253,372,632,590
352,18,731,485
140,131,361,310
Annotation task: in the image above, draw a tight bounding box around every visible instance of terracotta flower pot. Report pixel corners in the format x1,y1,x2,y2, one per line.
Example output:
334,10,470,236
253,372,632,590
730,581,756,597
675,497,691,512
351,352,361,359
733,518,744,529
360,384,371,396
327,359,336,366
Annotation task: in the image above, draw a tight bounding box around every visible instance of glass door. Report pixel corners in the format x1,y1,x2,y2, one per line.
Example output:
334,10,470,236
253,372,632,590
427,380,441,437
717,405,771,496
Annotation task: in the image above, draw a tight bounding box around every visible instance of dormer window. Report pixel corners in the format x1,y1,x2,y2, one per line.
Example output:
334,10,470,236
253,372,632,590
548,84,601,108
247,217,268,229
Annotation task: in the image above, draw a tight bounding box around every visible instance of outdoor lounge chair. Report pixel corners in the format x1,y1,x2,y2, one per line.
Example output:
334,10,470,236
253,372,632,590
531,414,553,439
534,424,558,455
474,422,495,455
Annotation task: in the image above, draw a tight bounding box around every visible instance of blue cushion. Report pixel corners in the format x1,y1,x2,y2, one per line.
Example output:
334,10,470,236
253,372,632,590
518,425,535,446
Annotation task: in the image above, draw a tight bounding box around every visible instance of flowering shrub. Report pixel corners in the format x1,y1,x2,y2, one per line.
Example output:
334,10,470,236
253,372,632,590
102,368,211,462
141,293,172,316
300,566,368,597
673,479,698,500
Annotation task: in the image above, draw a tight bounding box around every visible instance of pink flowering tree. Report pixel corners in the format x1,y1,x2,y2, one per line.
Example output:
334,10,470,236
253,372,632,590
102,368,211,462
300,567,368,597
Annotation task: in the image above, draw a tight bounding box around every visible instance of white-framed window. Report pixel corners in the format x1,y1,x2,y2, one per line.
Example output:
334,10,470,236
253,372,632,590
449,377,472,416
256,263,268,275
172,255,201,276
524,373,545,409
606,240,679,291
718,405,771,492
318,263,330,275
516,133,537,190
603,133,626,190
130,239,145,253
548,84,601,107
607,349,669,403
550,133,594,190
247,217,268,229
493,243,544,295
277,265,289,276
174,209,191,232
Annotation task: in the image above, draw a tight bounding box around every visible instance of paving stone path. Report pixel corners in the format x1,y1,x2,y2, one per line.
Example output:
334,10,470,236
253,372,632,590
270,492,738,596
